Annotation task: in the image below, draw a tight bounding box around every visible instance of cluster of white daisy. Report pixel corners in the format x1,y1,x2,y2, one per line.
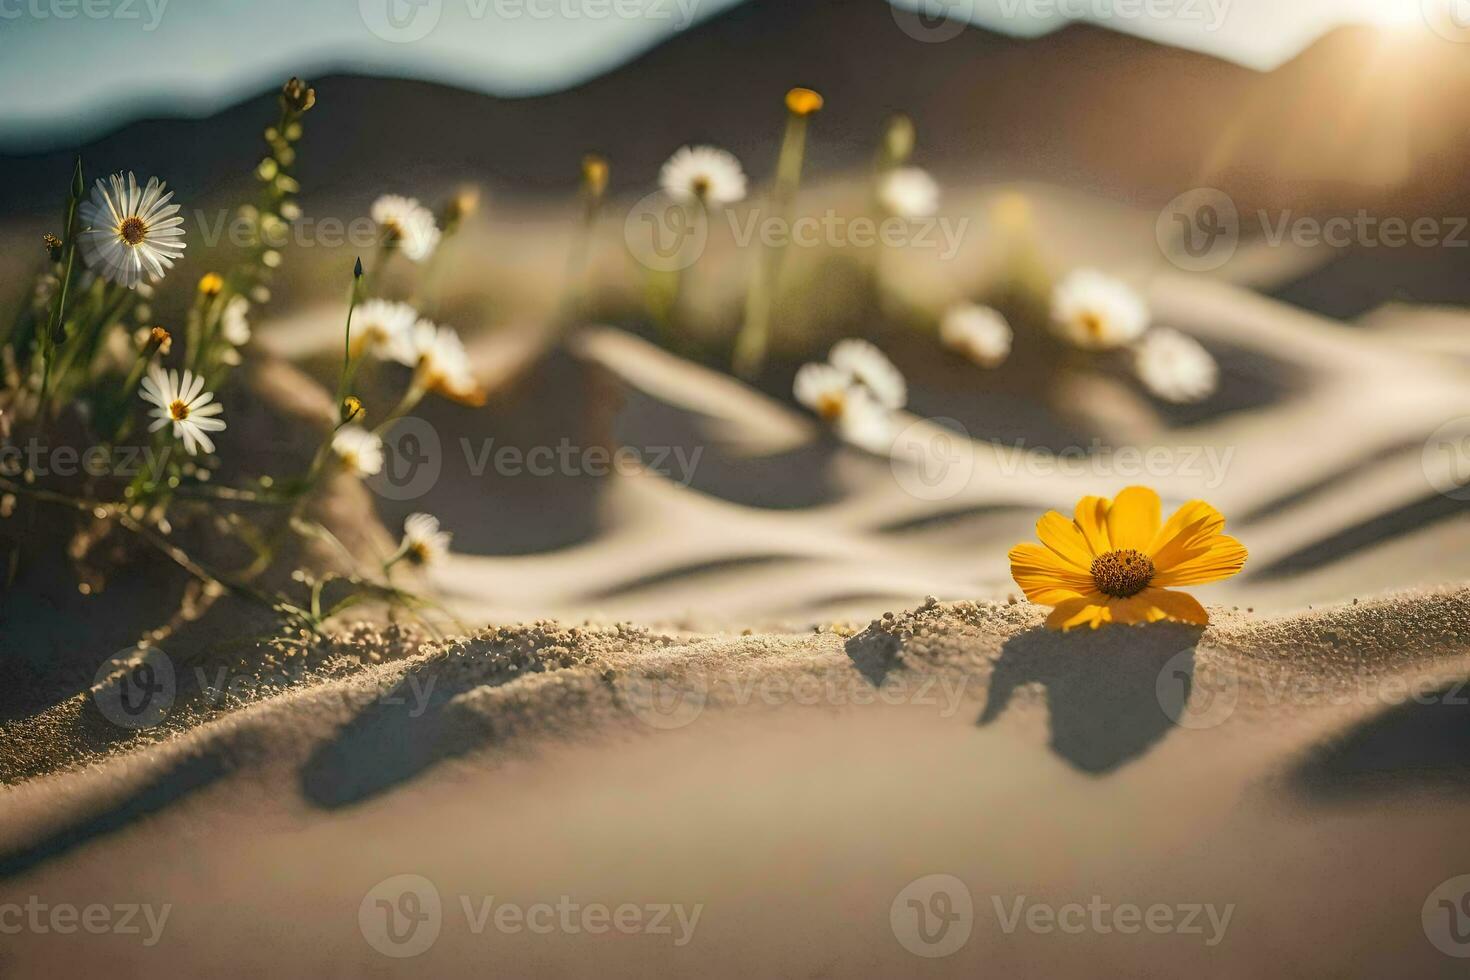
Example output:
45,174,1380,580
1050,268,1218,404
0,76,464,633
793,340,907,454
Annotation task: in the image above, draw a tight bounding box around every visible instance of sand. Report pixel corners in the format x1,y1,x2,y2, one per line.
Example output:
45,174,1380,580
4,254,1470,974
2,588,1469,976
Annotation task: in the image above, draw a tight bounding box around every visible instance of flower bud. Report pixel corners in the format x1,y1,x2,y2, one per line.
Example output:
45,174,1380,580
785,87,824,117
444,187,481,229
281,77,317,113
581,154,609,198
141,326,172,357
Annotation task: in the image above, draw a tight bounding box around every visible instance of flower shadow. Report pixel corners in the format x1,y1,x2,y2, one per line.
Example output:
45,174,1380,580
978,623,1204,775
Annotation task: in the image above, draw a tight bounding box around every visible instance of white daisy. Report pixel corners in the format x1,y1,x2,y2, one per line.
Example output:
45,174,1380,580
139,364,225,456
331,425,384,477
794,362,857,423
1051,269,1150,351
940,304,1012,368
659,146,748,206
1134,328,1218,404
793,363,894,454
371,195,441,263
352,299,419,358
401,512,452,566
221,295,251,346
77,172,187,289
829,339,907,411
391,320,484,406
877,166,939,219
836,389,897,454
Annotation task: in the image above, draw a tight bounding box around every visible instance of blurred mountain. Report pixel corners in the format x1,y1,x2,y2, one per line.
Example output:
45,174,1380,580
2,0,1467,226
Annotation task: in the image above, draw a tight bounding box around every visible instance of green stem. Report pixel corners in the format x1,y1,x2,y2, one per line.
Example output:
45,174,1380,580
735,111,811,379
39,156,86,416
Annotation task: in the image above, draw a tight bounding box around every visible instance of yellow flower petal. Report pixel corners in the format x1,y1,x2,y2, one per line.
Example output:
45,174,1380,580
1151,536,1248,587
1046,592,1109,631
1105,485,1161,552
1009,544,1094,605
1149,500,1226,570
1138,586,1210,625
1035,511,1095,568
1073,495,1112,555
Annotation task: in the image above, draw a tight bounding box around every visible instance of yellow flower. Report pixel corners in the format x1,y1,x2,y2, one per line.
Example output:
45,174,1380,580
1008,486,1246,631
198,273,224,297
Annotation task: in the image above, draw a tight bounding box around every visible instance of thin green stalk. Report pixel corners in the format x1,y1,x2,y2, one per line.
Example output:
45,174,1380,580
39,156,86,415
336,259,364,408
735,99,817,379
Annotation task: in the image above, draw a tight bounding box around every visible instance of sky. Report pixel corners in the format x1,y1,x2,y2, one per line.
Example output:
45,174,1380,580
0,0,1451,149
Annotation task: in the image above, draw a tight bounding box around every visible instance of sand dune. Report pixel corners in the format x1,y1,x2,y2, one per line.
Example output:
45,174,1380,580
2,589,1469,975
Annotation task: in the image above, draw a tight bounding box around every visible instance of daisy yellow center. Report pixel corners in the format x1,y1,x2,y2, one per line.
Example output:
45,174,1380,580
691,175,711,199
120,217,148,246
1090,548,1155,598
1079,311,1104,339
382,220,403,243
406,541,430,565
167,399,190,421
815,391,846,422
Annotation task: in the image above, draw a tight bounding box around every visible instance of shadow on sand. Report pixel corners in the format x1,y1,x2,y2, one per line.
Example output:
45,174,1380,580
977,624,1205,775
0,746,230,880
1292,679,1470,800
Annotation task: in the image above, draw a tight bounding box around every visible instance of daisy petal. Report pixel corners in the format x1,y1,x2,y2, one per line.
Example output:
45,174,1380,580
1046,592,1110,631
1008,543,1095,604
1152,536,1248,587
1105,485,1161,552
1073,495,1112,555
1035,511,1095,568
1138,587,1210,625
1148,500,1225,560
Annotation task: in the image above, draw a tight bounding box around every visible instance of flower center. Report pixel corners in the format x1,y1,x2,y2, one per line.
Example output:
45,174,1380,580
406,542,430,565
691,175,711,199
120,217,148,246
381,219,403,244
168,399,190,421
815,392,846,422
1090,548,1155,598
1080,311,1104,339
